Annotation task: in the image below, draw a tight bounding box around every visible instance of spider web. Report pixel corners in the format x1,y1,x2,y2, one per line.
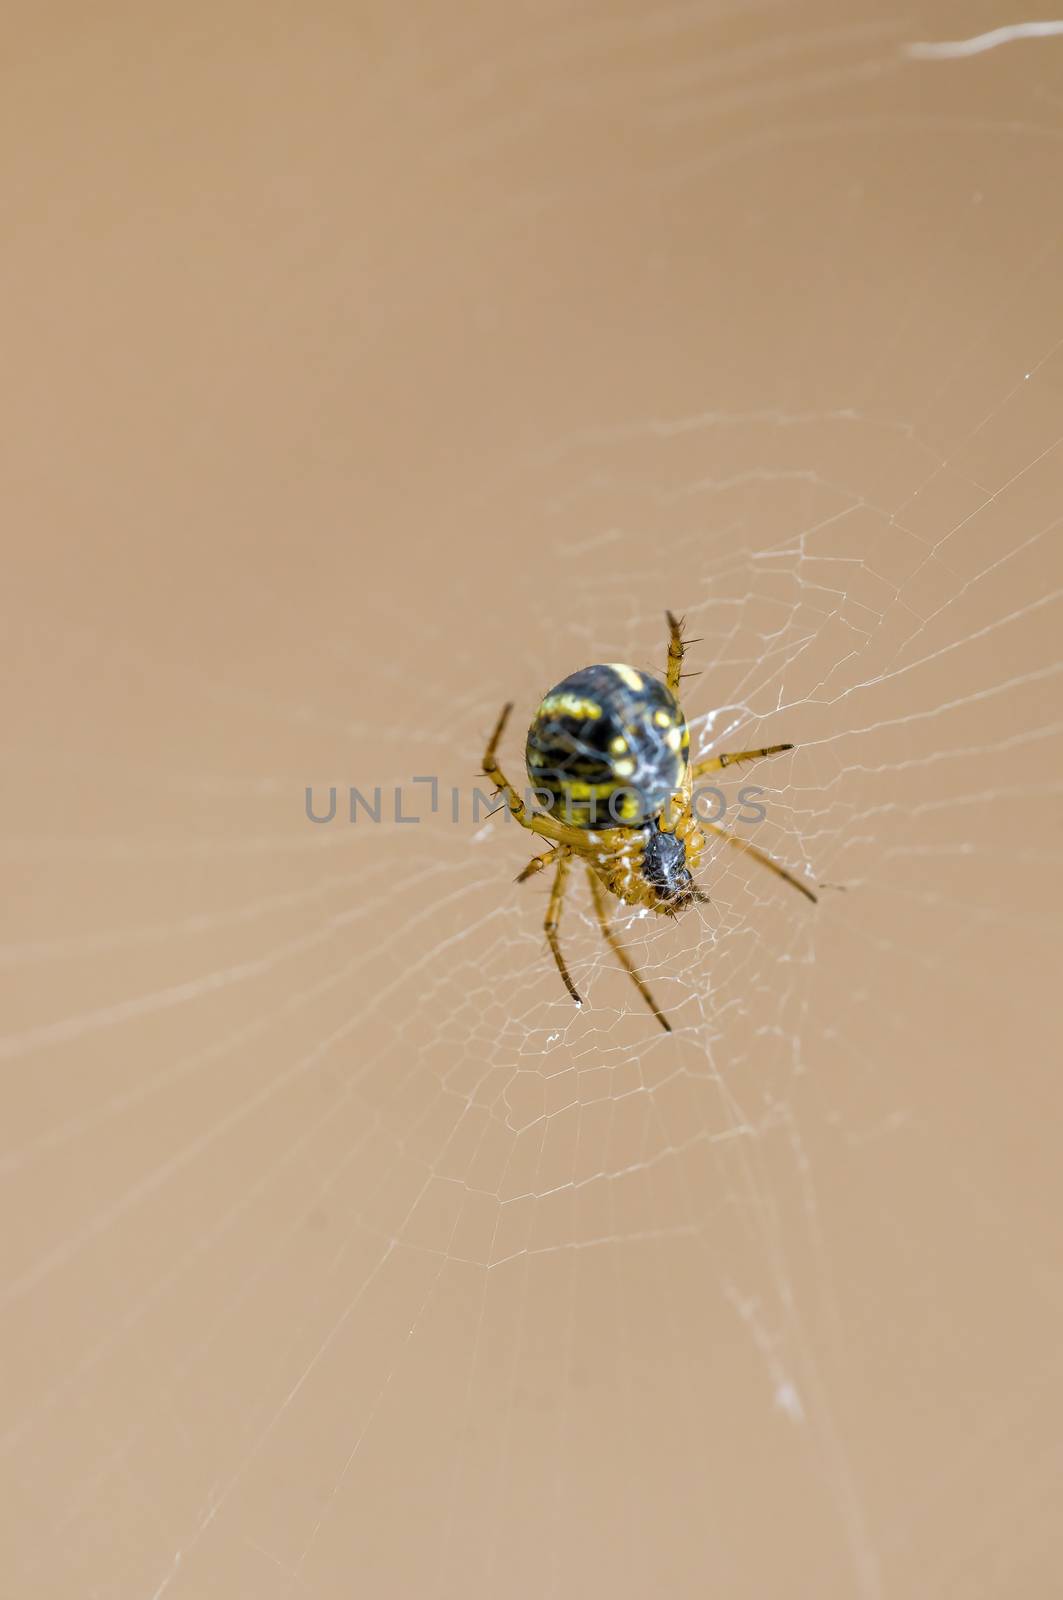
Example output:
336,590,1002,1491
3,5,1063,1598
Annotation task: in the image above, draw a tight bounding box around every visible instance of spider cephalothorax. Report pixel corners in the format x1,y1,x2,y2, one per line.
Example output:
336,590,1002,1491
639,818,703,910
484,612,815,1032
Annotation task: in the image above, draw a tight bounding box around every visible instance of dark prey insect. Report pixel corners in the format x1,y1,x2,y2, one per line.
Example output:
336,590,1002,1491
483,612,816,1032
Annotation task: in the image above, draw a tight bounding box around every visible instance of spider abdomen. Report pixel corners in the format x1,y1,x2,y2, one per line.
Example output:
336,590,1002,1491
525,663,689,828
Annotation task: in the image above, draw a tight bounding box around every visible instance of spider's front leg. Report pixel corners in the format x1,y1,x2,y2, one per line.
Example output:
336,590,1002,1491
482,703,579,846
665,610,684,695
691,743,793,779
666,609,703,695
481,704,594,1015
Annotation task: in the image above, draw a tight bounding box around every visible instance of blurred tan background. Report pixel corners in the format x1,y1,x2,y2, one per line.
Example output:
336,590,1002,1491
3,3,1062,1596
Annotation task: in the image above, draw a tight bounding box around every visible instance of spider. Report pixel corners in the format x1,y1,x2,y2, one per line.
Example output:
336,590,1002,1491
483,611,816,1032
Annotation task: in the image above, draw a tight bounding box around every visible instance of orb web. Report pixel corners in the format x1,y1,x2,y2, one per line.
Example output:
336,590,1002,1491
2,7,1062,1599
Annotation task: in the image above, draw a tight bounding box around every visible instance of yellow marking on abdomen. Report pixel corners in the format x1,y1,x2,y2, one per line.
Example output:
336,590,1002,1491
538,694,602,719
606,663,643,692
563,780,623,799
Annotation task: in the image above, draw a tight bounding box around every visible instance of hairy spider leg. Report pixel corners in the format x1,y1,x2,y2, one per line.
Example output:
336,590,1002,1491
587,865,672,1032
515,847,558,882
484,704,588,1008
665,609,685,695
703,820,817,902
690,743,793,778
545,852,581,1008
688,742,813,899
482,703,586,847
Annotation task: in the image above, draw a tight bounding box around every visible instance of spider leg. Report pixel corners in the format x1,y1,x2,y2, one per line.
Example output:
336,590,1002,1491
482,703,583,846
516,847,558,883
691,743,793,779
586,866,672,1033
665,610,685,695
545,853,582,1009
704,821,817,902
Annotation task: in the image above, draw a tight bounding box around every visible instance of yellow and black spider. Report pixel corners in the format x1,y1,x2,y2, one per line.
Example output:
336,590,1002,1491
483,611,816,1032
